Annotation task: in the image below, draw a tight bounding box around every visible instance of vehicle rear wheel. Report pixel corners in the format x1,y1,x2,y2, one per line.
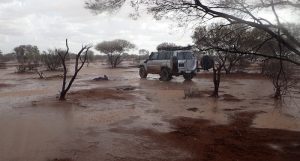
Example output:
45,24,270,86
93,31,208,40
139,67,148,78
160,68,172,81
183,73,194,81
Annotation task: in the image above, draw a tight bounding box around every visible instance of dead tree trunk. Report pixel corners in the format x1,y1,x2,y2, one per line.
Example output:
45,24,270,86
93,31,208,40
58,39,92,101
86,57,90,67
211,55,225,98
274,42,284,99
211,64,222,97
224,65,232,74
224,55,242,74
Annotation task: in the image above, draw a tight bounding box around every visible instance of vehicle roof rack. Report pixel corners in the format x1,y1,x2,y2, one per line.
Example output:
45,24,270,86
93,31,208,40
158,45,193,51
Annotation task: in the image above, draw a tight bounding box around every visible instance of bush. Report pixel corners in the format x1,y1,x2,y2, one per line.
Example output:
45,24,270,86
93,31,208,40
14,45,40,72
41,49,62,71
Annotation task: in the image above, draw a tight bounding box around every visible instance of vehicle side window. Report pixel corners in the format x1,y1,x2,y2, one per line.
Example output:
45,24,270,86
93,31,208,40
165,52,172,60
151,51,173,60
177,53,184,60
158,52,168,60
177,52,194,60
185,53,193,59
150,52,158,60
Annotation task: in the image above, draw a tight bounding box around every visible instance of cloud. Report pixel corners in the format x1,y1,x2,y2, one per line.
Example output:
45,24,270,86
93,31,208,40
2,0,297,54
0,0,193,54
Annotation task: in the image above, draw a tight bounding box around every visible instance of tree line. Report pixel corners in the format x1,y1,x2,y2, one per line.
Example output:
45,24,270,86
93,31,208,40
0,40,142,71
1,32,298,100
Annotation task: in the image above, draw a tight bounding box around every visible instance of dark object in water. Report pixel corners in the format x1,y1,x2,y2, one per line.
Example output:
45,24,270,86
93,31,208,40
93,75,108,81
116,85,136,91
186,107,199,112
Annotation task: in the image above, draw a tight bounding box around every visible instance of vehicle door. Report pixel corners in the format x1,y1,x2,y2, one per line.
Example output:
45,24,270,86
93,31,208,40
149,52,167,74
164,51,173,69
147,52,159,73
156,51,173,72
177,51,197,72
183,51,197,72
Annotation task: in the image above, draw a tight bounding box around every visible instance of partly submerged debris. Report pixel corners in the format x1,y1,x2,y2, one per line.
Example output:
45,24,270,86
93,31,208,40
93,75,109,81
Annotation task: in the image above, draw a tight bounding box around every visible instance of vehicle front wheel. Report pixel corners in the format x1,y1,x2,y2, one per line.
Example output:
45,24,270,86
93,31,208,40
183,73,194,81
139,67,148,78
160,68,172,81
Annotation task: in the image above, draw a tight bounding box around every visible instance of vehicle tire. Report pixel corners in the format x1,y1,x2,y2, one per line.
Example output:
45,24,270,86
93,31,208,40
183,73,194,81
160,68,172,81
139,67,148,78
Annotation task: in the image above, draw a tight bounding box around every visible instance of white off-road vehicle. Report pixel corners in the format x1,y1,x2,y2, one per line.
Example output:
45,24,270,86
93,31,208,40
139,50,198,81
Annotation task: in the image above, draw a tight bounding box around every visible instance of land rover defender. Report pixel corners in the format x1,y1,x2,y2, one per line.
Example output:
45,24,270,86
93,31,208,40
139,50,198,81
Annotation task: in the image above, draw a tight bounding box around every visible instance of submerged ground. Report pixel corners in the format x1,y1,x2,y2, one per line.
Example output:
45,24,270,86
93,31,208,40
0,62,300,161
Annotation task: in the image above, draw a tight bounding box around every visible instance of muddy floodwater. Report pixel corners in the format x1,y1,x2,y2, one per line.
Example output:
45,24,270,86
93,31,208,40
0,62,300,161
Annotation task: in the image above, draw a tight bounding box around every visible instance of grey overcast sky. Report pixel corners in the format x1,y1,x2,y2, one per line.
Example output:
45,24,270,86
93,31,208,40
0,0,193,54
0,0,299,54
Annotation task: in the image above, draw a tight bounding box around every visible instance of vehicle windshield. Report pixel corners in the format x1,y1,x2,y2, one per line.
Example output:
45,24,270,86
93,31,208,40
177,51,194,60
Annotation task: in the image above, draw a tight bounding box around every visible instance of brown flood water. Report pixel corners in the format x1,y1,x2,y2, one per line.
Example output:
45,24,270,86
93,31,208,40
0,62,300,161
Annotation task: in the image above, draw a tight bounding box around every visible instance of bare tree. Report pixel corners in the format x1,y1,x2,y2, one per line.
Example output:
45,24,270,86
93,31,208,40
85,0,300,65
223,54,245,74
263,59,297,99
95,39,135,68
192,24,246,74
212,53,226,97
193,24,232,97
57,39,92,101
193,24,254,74
193,23,265,96
261,32,298,99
